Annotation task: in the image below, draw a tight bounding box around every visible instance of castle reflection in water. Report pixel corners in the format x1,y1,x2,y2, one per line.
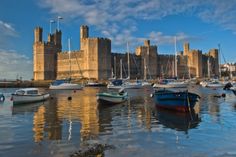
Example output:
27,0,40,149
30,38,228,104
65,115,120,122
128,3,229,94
10,87,205,143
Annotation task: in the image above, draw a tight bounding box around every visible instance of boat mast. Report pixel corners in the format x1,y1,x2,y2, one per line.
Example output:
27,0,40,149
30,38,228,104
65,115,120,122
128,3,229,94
68,38,71,79
218,44,221,79
120,59,123,79
207,57,211,79
144,58,147,80
114,56,116,79
174,36,178,78
127,42,130,79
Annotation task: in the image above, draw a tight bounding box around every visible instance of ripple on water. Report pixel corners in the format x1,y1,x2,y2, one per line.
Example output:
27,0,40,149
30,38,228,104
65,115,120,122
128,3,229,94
0,86,236,157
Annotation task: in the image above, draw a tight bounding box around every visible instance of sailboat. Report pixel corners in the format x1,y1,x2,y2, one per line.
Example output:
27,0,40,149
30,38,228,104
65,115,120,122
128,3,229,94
107,59,126,89
153,37,188,88
107,43,142,89
200,57,224,88
122,42,142,89
49,38,83,90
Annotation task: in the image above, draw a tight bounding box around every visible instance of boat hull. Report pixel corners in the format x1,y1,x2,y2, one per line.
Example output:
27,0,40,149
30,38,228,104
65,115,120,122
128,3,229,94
154,90,199,112
12,93,50,105
49,83,83,90
96,92,128,104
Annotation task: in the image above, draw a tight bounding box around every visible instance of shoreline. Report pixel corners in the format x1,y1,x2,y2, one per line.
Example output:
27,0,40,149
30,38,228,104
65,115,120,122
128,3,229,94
0,80,52,88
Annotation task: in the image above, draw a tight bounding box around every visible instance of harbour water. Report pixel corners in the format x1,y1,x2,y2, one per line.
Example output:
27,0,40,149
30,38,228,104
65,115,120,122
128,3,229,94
0,86,236,157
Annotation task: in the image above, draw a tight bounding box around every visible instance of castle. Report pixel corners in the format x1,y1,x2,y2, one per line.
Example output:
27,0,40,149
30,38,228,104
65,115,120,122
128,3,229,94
33,25,219,80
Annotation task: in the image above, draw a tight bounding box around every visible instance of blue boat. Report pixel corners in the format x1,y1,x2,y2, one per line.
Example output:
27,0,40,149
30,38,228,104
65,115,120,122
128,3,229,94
153,89,200,112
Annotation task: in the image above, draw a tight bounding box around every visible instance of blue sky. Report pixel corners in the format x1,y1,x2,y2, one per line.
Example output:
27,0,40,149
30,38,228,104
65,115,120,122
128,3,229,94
0,0,236,80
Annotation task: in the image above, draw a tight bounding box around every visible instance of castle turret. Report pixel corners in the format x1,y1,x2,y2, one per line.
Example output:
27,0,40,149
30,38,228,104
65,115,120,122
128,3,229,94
144,40,150,47
209,49,219,77
34,27,42,43
135,40,157,79
80,25,89,50
33,27,61,80
80,25,89,39
183,42,189,56
54,30,62,51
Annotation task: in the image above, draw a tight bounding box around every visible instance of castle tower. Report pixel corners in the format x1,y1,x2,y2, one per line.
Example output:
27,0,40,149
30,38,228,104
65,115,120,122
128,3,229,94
135,40,158,79
80,25,89,50
183,42,189,56
188,50,203,78
209,49,219,77
33,27,61,80
34,27,42,43
80,25,89,39
144,40,150,47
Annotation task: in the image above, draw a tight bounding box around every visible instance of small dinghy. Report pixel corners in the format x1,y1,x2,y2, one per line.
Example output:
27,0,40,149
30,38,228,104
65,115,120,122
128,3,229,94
96,88,128,104
12,88,50,105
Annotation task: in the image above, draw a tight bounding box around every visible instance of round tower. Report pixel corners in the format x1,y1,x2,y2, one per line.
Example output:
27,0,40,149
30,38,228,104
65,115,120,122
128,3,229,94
80,25,89,39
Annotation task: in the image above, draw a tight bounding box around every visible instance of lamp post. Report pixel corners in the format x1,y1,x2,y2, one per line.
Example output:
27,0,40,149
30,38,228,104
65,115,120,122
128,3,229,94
57,16,63,31
49,20,55,34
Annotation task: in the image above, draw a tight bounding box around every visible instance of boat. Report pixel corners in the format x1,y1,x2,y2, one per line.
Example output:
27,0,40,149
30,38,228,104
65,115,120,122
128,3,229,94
153,79,188,88
96,89,128,104
49,79,83,90
86,80,106,87
153,88,200,112
123,80,142,89
107,79,124,89
11,88,50,105
107,50,142,89
201,79,225,88
49,39,83,90
107,79,142,89
0,93,5,102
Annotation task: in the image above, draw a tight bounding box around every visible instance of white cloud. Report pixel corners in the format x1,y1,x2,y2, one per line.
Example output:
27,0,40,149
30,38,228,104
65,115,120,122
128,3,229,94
0,20,16,36
38,0,236,48
0,20,18,47
0,50,32,80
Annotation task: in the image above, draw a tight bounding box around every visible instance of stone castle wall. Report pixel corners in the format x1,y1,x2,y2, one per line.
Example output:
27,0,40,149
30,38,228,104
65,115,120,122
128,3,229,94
33,26,220,81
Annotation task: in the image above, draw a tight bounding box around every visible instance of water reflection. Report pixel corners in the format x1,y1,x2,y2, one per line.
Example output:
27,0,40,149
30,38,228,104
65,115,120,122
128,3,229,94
33,105,45,142
12,101,47,115
154,108,201,134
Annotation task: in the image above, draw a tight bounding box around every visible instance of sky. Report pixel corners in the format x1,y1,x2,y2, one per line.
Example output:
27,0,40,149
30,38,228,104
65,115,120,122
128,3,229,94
0,0,236,80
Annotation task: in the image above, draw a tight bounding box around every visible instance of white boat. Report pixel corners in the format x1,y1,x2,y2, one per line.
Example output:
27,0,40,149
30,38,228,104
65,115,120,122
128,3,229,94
96,89,128,104
49,80,83,90
86,80,105,87
107,79,142,89
201,80,225,88
108,49,142,89
153,79,188,88
107,79,124,89
12,88,50,105
123,81,142,89
142,80,152,87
